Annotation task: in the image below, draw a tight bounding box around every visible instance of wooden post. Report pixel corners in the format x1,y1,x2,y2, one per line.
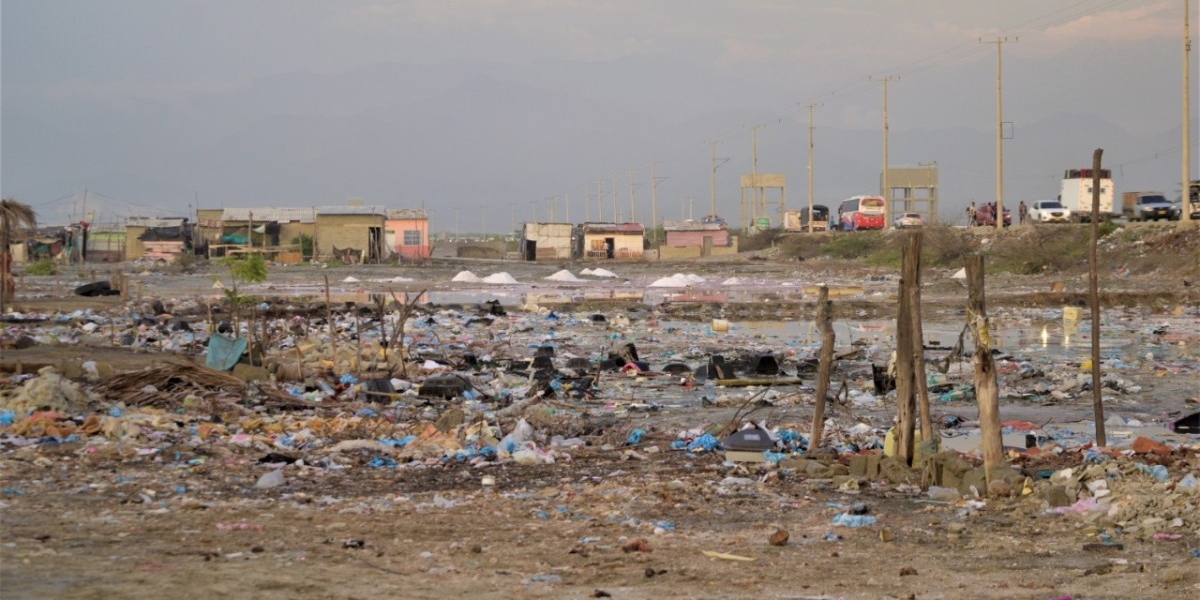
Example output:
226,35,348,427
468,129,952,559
894,240,917,465
965,254,1004,485
324,274,337,363
907,232,933,442
1088,148,1107,447
808,285,835,456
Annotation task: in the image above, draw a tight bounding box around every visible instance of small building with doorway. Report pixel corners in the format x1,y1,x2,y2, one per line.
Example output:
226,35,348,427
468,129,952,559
659,219,737,259
385,208,431,262
314,205,387,264
519,222,574,260
576,222,645,260
125,217,192,261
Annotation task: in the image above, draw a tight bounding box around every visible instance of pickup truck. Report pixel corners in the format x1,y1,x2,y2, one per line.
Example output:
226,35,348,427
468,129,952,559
1122,192,1174,221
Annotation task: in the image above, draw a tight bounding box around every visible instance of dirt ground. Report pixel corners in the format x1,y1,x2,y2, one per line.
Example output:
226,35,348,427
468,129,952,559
2,225,1199,599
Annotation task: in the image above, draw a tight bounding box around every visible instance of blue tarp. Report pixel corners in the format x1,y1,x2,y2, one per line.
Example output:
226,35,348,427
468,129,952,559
205,334,247,371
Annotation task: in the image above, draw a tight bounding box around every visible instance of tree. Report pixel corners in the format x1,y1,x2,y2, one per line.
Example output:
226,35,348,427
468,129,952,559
1,198,39,318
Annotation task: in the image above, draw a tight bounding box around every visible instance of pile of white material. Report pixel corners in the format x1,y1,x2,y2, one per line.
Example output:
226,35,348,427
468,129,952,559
0,367,92,416
342,276,360,283
452,271,482,283
649,274,692,288
722,277,745,285
482,272,519,284
581,267,619,278
544,269,583,282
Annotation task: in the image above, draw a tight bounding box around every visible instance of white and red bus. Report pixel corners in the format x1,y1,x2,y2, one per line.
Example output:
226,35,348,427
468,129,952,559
837,195,886,230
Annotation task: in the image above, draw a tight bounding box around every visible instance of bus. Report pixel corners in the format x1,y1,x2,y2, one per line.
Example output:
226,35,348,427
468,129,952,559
837,195,886,230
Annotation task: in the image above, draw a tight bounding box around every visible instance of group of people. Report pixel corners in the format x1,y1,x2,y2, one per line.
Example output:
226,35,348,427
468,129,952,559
965,200,1029,226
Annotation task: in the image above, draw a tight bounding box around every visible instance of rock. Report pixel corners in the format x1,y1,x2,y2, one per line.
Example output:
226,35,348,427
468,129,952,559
768,529,789,546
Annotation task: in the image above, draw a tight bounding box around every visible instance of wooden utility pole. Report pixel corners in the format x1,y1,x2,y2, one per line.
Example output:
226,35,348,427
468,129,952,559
1181,0,1193,227
803,103,820,233
651,162,666,244
982,37,1017,232
809,285,835,456
1088,148,1107,447
628,169,636,226
965,254,1004,485
872,76,897,229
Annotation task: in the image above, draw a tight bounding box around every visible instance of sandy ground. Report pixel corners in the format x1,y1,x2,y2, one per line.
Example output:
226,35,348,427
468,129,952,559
2,242,1200,600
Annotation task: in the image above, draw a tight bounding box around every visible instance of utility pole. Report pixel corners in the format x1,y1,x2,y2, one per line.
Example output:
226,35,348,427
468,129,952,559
711,140,719,219
628,169,637,226
1182,0,1193,226
751,125,760,223
982,36,1017,232
872,76,897,229
803,103,821,233
564,193,570,223
651,162,667,244
710,140,729,221
596,181,603,222
612,174,619,222
509,203,516,234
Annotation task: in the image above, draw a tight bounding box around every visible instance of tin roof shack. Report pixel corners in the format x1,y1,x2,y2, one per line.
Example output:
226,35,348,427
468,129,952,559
577,222,645,260
659,219,737,260
314,206,387,264
125,217,191,262
385,208,430,262
520,222,575,260
199,207,316,262
86,223,126,263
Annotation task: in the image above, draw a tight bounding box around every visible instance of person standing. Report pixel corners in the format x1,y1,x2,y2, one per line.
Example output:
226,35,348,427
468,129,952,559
1018,200,1028,226
966,202,977,227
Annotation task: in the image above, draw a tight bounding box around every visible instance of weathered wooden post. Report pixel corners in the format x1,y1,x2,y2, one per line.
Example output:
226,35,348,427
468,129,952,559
965,254,1004,485
1088,148,1107,447
808,285,835,456
893,236,918,464
906,232,933,445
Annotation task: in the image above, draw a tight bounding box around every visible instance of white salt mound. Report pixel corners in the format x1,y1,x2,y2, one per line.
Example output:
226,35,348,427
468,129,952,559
649,275,691,288
722,277,744,285
951,268,967,280
589,268,619,278
452,271,482,283
682,273,706,284
545,270,583,282
482,272,519,284
342,276,360,283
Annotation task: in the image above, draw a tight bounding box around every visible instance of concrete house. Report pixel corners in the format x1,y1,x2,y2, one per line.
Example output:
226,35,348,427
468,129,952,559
314,205,387,263
659,219,738,259
385,208,431,261
520,222,574,260
577,222,645,260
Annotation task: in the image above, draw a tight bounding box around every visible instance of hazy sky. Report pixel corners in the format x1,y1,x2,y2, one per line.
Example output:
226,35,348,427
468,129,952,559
3,0,1196,228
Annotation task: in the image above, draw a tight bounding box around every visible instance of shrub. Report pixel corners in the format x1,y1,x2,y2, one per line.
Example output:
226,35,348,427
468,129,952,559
23,259,57,276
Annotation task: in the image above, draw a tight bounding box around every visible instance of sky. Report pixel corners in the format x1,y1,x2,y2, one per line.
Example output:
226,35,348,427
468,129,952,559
2,0,1197,230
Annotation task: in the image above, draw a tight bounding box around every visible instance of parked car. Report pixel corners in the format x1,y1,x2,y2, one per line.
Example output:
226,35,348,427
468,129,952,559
894,213,924,228
973,203,1011,227
1028,200,1072,223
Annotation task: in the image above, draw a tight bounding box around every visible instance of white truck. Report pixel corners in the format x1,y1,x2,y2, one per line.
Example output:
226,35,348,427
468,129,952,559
1059,168,1115,222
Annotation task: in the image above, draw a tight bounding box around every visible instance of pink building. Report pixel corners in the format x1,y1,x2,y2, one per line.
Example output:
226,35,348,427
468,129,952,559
385,209,430,261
